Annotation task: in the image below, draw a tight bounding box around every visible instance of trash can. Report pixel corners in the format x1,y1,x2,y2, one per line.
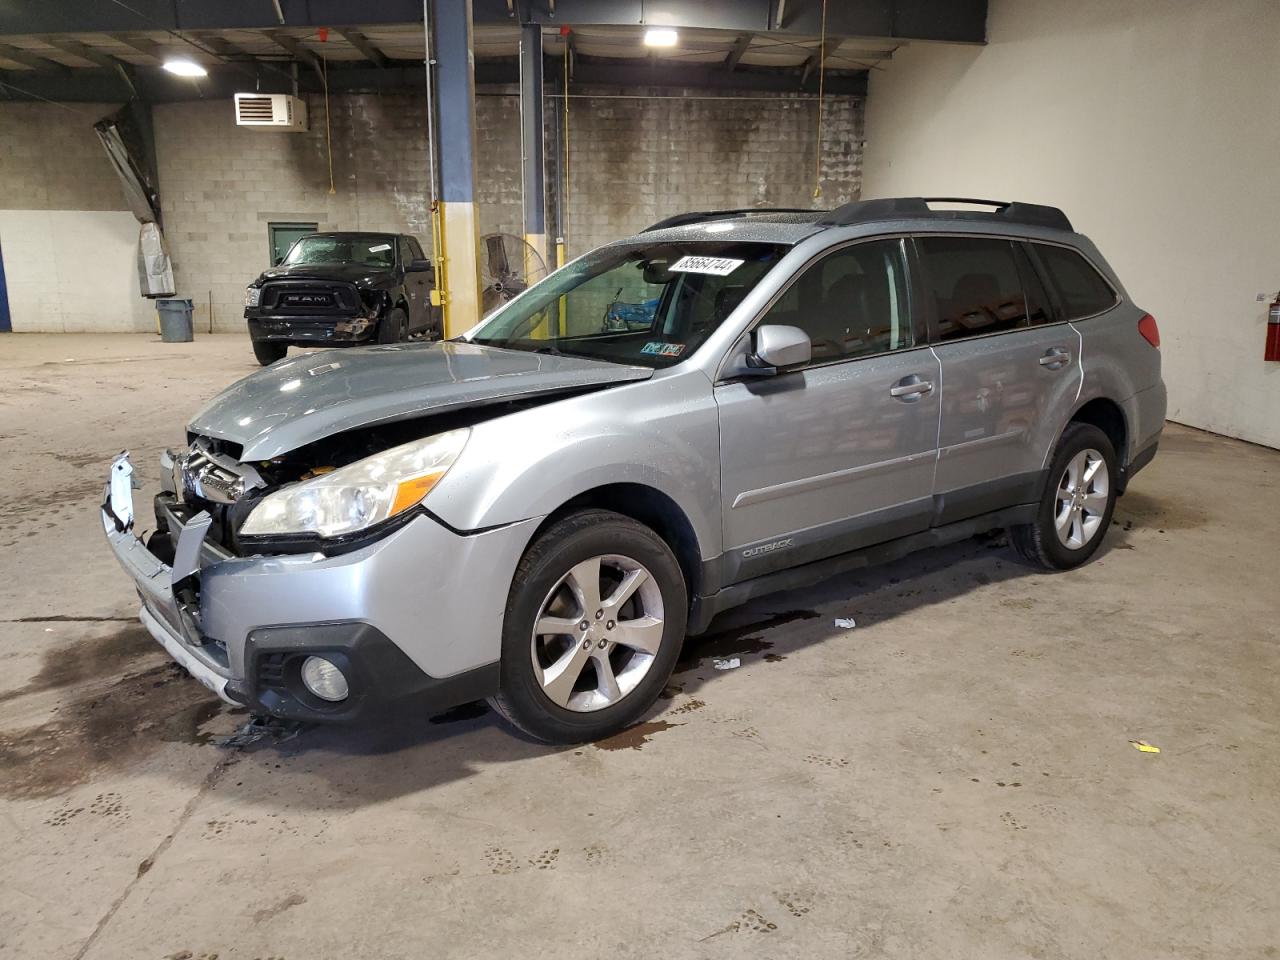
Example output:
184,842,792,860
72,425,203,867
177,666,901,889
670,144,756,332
156,298,194,343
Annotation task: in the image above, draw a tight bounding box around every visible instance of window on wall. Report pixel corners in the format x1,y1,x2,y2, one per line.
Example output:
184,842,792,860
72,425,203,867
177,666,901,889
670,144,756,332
917,236,1038,342
1031,243,1118,320
762,239,913,364
268,222,318,265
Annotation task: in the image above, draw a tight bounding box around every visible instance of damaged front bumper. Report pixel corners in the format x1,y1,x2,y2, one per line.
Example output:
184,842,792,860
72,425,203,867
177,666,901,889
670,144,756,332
247,316,376,344
101,452,235,703
101,452,531,722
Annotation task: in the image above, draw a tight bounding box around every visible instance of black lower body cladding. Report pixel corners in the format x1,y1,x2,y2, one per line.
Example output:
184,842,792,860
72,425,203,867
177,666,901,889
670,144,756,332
224,622,499,723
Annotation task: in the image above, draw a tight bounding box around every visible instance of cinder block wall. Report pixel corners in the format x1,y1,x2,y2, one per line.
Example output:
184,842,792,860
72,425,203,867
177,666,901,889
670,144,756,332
0,102,157,331
560,87,863,254
1,88,864,333
0,102,126,211
153,92,527,332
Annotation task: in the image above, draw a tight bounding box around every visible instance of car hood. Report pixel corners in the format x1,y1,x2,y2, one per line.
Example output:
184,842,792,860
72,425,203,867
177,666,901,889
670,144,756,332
188,342,654,461
257,262,393,286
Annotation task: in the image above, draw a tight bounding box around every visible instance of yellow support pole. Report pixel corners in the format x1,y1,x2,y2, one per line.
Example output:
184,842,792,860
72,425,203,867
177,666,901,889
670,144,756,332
439,200,482,337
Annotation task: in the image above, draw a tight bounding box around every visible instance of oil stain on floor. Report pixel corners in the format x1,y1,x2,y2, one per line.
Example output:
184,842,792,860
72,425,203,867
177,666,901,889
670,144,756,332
676,609,819,673
0,625,228,800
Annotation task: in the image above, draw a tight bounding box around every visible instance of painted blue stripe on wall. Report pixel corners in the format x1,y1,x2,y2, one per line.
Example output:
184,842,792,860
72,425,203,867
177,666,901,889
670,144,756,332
0,235,10,333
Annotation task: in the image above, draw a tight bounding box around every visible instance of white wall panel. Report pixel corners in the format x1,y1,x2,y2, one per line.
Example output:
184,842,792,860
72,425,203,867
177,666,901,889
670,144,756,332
862,0,1280,448
0,210,154,333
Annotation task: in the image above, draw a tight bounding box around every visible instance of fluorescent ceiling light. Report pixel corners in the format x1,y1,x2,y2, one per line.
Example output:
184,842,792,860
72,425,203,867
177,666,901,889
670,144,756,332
163,58,207,77
644,28,679,47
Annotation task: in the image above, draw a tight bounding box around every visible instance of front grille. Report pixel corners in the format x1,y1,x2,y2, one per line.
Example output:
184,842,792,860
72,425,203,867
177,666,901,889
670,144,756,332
261,280,360,315
258,652,290,690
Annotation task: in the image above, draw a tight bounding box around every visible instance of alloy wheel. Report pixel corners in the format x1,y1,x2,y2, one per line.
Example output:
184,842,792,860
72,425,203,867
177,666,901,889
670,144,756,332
1054,448,1109,550
530,554,665,712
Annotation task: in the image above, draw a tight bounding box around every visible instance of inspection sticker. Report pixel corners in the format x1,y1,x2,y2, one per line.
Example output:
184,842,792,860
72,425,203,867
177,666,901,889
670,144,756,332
368,243,392,252
669,255,744,276
641,342,686,358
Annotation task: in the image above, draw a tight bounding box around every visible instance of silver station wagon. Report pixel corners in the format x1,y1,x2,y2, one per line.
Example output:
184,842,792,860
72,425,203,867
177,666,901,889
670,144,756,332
103,197,1165,743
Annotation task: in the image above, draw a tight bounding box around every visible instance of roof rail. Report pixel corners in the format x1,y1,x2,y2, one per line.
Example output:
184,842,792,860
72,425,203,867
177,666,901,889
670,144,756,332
818,197,1073,232
643,208,817,232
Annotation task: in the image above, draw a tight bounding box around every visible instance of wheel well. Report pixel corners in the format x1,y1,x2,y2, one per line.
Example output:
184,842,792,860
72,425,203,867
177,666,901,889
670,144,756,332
536,484,703,602
1070,397,1128,477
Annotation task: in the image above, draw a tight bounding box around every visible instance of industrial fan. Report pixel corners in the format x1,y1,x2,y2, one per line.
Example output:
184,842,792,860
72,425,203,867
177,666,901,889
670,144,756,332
480,233,548,314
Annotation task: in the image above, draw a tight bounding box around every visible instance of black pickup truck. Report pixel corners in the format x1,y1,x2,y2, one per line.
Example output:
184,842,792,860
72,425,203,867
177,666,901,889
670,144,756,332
243,231,441,365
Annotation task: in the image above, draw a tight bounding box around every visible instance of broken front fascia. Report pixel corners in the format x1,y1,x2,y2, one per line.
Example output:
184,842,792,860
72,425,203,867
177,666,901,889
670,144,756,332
102,452,233,701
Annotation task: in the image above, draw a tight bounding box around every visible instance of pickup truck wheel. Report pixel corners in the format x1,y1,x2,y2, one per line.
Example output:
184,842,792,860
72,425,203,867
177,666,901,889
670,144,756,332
1011,422,1117,570
378,307,408,344
252,340,287,365
488,509,687,744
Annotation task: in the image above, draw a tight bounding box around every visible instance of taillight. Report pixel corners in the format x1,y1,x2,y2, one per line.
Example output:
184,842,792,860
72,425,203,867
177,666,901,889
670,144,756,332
1138,313,1160,348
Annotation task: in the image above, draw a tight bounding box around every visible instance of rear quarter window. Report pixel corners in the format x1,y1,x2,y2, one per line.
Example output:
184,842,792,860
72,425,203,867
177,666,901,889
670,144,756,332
1032,244,1118,319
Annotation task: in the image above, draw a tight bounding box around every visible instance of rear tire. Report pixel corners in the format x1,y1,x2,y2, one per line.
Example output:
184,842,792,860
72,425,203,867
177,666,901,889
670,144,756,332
252,340,287,365
378,307,408,344
487,510,687,744
1011,422,1118,570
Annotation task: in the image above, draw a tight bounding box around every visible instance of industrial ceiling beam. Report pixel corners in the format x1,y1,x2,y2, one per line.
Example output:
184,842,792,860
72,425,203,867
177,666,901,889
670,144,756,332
724,34,752,71
111,34,165,63
799,38,836,88
0,0,986,44
188,32,255,63
265,30,320,70
38,36,127,70
0,57,866,102
336,28,387,68
0,41,70,72
37,36,138,96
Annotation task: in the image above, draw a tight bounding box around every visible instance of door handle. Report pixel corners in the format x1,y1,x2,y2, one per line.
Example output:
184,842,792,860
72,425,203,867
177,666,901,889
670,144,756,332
1039,348,1072,368
890,375,934,400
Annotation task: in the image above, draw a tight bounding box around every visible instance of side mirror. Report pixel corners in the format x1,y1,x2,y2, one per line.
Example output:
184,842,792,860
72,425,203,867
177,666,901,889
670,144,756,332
408,258,433,273
751,324,811,372
272,255,284,266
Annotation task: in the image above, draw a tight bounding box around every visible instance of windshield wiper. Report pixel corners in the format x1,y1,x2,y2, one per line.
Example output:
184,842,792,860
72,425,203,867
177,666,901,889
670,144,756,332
531,344,563,356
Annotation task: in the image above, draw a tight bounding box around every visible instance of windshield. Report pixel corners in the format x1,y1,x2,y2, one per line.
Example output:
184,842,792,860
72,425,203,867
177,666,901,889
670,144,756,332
283,235,396,268
466,240,788,367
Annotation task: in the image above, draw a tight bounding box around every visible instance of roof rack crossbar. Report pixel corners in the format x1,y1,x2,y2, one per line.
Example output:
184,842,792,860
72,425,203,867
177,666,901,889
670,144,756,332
818,197,1073,232
643,208,817,232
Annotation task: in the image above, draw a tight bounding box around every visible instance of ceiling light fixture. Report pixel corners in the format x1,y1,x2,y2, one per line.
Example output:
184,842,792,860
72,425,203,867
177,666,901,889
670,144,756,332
643,28,679,48
162,58,207,77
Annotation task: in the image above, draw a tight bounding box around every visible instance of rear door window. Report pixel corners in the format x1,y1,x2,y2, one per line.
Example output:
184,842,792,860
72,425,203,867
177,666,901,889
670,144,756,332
1031,244,1118,319
916,236,1037,341
763,239,913,364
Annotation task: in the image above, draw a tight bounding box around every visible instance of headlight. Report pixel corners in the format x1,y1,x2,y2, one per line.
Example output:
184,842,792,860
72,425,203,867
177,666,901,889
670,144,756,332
239,429,469,538
244,286,262,308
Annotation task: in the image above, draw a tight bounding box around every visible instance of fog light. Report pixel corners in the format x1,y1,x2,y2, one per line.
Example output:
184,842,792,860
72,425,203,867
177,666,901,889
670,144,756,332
300,656,349,702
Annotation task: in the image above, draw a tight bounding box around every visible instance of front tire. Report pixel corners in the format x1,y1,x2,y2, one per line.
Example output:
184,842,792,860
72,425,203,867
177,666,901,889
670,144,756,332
252,340,287,365
488,510,687,744
1011,422,1118,570
378,307,409,344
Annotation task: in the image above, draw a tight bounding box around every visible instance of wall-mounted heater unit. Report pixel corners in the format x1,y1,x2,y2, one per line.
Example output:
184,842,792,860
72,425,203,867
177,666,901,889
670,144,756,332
233,93,308,132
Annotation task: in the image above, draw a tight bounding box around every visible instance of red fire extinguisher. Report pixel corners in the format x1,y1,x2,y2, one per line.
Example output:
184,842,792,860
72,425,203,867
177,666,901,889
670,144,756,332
1268,292,1280,362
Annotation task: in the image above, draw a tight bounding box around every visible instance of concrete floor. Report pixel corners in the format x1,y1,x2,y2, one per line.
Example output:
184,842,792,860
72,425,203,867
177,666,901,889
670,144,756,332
1,333,1277,959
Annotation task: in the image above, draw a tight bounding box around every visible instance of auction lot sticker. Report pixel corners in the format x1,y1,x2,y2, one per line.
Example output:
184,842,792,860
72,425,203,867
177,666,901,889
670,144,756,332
669,255,744,276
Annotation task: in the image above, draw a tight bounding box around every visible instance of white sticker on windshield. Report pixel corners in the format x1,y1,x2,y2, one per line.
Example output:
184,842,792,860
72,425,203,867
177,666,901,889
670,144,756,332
669,255,744,276
368,243,392,252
